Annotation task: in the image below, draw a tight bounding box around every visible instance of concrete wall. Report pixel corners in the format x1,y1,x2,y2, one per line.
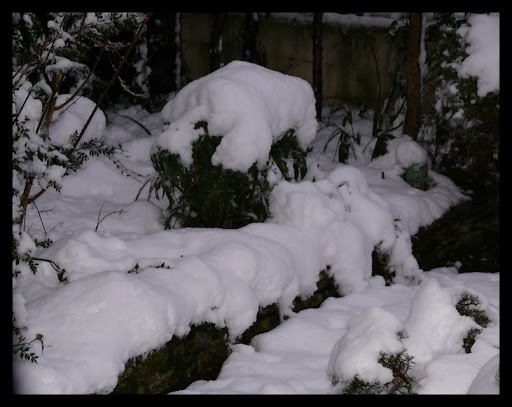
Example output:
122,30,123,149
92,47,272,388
180,13,406,113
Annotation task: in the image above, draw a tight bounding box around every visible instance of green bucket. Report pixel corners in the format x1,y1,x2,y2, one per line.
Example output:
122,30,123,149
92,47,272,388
403,162,428,190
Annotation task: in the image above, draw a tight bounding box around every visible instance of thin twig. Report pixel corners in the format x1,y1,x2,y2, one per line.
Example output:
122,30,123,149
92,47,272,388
16,14,152,232
71,13,152,151
54,37,108,112
13,36,53,89
32,202,47,235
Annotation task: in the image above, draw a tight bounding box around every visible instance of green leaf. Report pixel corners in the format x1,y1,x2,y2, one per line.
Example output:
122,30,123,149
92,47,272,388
371,133,395,161
120,115,152,136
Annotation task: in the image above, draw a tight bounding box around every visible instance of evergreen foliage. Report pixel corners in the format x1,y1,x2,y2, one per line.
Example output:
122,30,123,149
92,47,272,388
456,292,491,328
12,11,145,261
12,12,149,361
331,347,417,395
455,291,492,353
330,288,494,394
420,13,499,186
151,121,310,229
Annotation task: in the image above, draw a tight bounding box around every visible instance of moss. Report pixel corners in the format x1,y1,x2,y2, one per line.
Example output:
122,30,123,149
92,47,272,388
237,268,340,345
292,268,340,312
112,268,343,394
112,323,230,394
371,248,394,285
236,303,282,345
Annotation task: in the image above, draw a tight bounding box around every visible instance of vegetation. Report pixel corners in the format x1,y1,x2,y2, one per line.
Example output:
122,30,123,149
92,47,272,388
12,12,497,392
112,323,230,394
330,345,417,395
12,11,150,361
419,13,499,190
151,121,310,229
330,289,494,394
455,291,492,353
321,104,361,164
12,316,45,364
320,13,498,196
321,15,406,166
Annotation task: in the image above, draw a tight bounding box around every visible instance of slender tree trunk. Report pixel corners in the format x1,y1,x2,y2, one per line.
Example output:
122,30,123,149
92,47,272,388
173,13,183,92
243,13,259,63
312,12,324,120
146,13,178,111
403,12,422,140
210,13,227,73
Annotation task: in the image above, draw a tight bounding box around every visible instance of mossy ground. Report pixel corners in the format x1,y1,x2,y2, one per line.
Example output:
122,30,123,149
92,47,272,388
112,323,230,394
112,269,340,394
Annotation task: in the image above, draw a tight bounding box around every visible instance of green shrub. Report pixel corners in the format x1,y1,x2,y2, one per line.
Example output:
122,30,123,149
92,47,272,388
420,13,499,184
335,350,416,395
455,291,492,353
151,121,310,229
455,292,491,328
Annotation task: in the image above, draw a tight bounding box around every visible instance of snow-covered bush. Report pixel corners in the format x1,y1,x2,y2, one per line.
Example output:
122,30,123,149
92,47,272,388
327,307,416,394
151,61,317,229
420,13,499,182
12,11,146,249
12,12,148,360
455,289,493,353
328,278,489,394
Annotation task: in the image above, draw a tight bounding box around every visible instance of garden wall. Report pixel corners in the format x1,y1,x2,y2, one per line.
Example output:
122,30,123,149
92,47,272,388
180,13,409,113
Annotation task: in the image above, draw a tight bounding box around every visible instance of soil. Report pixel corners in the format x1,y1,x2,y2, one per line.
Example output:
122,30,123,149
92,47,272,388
412,167,499,274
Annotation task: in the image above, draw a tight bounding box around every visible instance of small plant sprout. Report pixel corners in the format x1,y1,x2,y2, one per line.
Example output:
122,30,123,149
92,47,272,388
95,203,126,232
12,316,45,364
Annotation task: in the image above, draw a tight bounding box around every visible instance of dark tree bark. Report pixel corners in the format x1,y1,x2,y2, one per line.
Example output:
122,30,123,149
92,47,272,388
173,13,183,92
243,13,259,63
403,12,422,140
145,13,180,111
312,12,324,120
209,13,227,73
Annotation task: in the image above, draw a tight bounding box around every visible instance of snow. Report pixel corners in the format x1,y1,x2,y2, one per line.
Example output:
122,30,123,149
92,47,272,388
326,306,406,387
12,13,499,395
156,60,317,172
396,139,428,167
457,14,500,97
401,278,480,364
49,94,107,147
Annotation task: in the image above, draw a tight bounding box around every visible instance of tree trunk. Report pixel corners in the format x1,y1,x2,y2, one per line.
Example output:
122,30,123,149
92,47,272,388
403,12,422,140
146,13,179,111
209,13,227,73
243,13,259,63
312,12,324,120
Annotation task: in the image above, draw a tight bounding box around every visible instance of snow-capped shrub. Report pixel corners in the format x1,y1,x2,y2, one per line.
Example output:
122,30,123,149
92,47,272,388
151,122,310,229
420,13,499,180
151,61,317,229
455,290,493,353
402,278,481,362
327,307,417,394
12,12,145,236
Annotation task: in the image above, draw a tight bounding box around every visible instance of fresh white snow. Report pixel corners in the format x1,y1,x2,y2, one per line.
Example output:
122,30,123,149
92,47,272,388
12,13,499,395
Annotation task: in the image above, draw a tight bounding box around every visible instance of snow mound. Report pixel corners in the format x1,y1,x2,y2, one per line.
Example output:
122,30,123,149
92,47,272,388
49,94,106,147
155,60,318,172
